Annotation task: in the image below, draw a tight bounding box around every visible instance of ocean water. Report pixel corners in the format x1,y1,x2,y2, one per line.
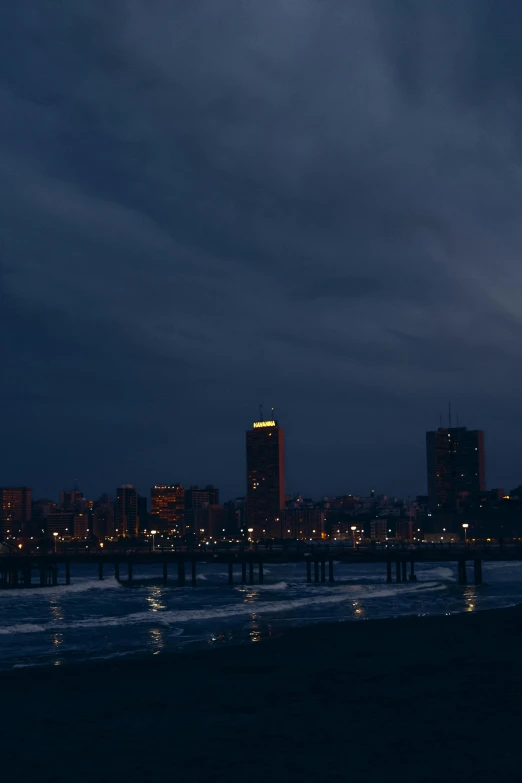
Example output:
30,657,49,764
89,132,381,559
1,559,521,670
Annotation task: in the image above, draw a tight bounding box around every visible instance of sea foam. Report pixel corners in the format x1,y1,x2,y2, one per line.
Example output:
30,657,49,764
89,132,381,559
0,581,446,636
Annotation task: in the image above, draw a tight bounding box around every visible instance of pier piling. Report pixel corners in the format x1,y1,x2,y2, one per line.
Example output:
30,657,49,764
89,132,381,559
395,559,402,583
386,558,392,584
314,560,319,584
228,562,233,585
128,562,133,582
320,560,326,583
114,562,119,581
401,559,407,583
249,561,254,585
458,558,467,585
98,562,104,581
409,557,417,582
241,561,247,584
306,559,312,583
474,558,483,586
191,560,196,587
177,559,185,587
329,558,334,583
259,562,264,584
66,561,71,585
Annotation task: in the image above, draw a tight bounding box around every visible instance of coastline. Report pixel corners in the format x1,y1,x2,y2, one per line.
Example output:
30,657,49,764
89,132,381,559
5,605,522,781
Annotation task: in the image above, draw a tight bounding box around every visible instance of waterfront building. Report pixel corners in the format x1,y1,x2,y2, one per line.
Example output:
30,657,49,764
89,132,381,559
150,484,184,534
246,416,285,538
426,427,486,510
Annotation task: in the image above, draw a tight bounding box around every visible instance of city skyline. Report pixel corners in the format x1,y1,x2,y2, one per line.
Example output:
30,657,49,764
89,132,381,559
3,401,521,503
5,413,522,511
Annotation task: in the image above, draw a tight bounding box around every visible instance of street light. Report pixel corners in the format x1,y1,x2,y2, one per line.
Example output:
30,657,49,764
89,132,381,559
351,525,357,549
53,532,58,554
462,523,469,545
151,530,158,551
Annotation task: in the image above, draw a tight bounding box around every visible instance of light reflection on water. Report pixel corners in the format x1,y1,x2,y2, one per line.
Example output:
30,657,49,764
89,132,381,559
463,586,478,611
149,627,165,653
50,599,64,622
146,587,166,613
352,600,365,618
249,613,262,643
2,560,522,668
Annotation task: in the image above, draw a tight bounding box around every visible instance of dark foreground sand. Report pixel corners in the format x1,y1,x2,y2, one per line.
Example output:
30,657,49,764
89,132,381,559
4,608,522,782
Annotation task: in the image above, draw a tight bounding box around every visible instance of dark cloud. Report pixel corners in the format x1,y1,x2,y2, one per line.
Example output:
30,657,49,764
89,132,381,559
2,1,522,500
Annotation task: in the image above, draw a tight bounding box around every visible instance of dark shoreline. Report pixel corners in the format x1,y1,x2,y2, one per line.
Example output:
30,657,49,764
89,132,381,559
6,607,522,781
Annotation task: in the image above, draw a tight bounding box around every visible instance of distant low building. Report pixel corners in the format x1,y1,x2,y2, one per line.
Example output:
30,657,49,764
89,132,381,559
369,519,388,541
73,513,89,538
194,504,230,539
280,507,324,539
46,512,74,538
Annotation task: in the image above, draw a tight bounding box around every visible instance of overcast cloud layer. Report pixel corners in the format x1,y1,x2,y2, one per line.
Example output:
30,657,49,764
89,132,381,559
3,1,522,500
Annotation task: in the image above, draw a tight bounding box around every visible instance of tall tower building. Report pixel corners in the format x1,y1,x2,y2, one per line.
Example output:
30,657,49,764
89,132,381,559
426,427,486,510
246,416,285,538
115,485,139,537
150,485,185,534
0,487,32,538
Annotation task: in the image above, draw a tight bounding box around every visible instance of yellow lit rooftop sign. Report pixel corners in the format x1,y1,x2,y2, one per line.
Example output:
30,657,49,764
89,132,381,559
253,420,276,428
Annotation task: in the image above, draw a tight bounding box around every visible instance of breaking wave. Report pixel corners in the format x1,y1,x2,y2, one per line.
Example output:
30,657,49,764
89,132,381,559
0,581,445,636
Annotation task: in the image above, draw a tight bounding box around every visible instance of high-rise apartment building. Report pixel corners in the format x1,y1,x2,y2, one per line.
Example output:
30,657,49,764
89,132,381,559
183,485,219,534
0,487,32,537
115,485,139,537
246,417,285,538
426,427,486,510
150,485,184,534
60,489,85,512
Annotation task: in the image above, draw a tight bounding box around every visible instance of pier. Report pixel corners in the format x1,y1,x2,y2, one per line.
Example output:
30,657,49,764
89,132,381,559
0,545,519,588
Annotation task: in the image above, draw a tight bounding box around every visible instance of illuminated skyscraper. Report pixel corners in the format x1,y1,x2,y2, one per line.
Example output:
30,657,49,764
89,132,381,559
246,417,285,538
426,427,486,510
150,484,184,534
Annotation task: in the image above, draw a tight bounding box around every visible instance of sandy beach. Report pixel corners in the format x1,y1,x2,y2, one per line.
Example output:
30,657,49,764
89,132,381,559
4,607,522,782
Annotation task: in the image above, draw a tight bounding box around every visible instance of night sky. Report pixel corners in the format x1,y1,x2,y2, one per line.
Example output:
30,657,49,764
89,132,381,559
3,1,522,502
